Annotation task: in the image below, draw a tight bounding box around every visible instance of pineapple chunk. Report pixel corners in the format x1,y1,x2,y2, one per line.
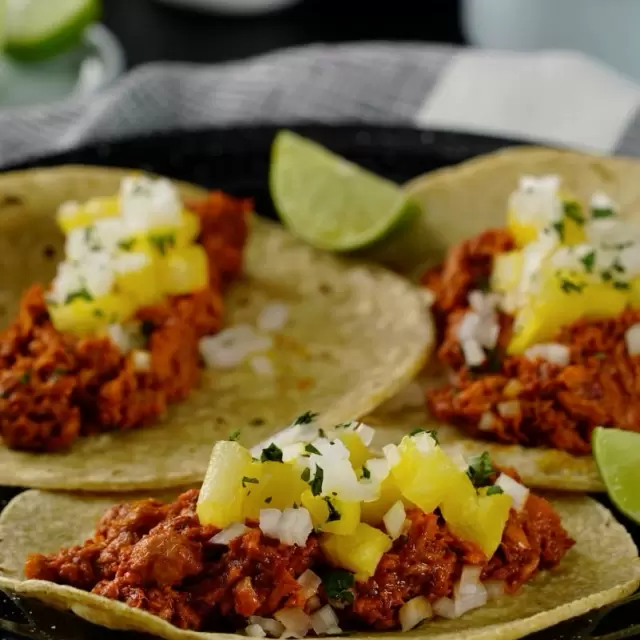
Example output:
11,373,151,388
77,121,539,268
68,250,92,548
630,277,640,309
508,268,629,354
48,293,135,335
320,522,392,581
440,482,513,558
243,461,307,519
361,473,408,526
390,437,462,514
339,432,371,470
113,252,163,308
180,211,201,246
197,440,254,528
159,245,209,296
301,490,360,535
57,196,119,233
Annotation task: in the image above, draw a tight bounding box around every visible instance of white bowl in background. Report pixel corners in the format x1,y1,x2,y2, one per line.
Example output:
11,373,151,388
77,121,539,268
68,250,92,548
462,0,640,81
155,0,302,16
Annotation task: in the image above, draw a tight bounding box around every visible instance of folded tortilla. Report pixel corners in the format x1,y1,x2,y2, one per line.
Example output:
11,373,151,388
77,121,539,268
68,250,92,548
0,489,637,640
366,146,640,492
0,166,432,492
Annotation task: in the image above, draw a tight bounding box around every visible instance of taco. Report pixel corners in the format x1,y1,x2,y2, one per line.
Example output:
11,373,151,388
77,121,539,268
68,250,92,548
367,147,640,491
0,166,431,491
0,418,637,640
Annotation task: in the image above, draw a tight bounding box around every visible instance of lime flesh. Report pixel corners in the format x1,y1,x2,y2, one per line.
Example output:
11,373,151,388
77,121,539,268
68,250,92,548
270,130,418,253
5,0,102,62
593,427,640,524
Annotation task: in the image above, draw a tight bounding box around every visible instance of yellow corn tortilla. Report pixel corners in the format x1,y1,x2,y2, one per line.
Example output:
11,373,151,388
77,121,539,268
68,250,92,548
0,489,638,640
0,166,432,492
367,146,640,492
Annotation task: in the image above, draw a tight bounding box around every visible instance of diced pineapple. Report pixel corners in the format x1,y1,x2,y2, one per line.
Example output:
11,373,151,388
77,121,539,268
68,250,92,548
56,196,120,233
320,522,392,581
113,252,163,308
159,245,209,296
47,293,135,335
360,474,407,526
630,277,640,309
301,490,360,535
197,440,254,528
440,483,513,558
243,461,307,519
491,250,523,295
339,433,371,470
390,438,462,514
508,268,629,354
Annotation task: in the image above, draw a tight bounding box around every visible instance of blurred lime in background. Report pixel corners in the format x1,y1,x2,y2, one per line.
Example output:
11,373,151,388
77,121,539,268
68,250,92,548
0,0,124,109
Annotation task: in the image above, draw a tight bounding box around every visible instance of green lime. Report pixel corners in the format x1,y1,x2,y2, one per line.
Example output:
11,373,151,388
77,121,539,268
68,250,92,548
593,427,640,524
5,0,102,62
270,130,420,253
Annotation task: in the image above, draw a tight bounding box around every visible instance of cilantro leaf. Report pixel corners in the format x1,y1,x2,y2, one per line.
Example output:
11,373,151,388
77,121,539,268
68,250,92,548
242,476,259,488
487,485,504,496
466,452,496,488
409,427,439,444
361,465,371,480
260,443,283,462
65,288,93,304
310,466,324,496
580,250,596,273
294,411,318,425
305,443,321,455
228,430,241,442
322,569,355,603
323,497,341,522
148,232,176,256
563,201,584,224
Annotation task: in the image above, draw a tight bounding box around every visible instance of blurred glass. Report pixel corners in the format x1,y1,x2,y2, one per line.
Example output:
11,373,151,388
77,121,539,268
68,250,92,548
154,0,302,16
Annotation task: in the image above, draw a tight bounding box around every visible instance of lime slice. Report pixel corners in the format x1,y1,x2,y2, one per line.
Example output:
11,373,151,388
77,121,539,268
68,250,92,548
593,427,640,524
270,130,419,253
5,0,102,62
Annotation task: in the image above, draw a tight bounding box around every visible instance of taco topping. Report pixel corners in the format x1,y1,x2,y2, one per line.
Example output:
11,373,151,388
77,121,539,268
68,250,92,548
24,418,574,634
423,176,640,454
0,180,250,452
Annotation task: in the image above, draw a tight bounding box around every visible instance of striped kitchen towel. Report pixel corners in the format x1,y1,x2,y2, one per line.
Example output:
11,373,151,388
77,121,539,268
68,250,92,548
1,42,640,167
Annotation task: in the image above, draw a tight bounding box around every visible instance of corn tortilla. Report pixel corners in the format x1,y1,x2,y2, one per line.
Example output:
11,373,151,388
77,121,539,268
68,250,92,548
367,146,640,492
0,166,432,491
0,489,637,640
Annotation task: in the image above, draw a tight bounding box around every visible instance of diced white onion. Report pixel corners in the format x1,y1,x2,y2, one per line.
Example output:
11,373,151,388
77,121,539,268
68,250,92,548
132,349,152,372
413,431,437,454
249,617,285,638
478,412,496,432
260,508,313,547
251,355,275,377
383,444,401,468
210,522,249,545
383,501,406,540
461,339,486,367
257,303,290,332
274,608,311,638
619,244,640,277
399,596,433,631
497,400,520,418
355,423,375,446
484,580,506,600
245,624,267,637
112,252,150,273
454,588,489,617
625,323,640,356
524,343,570,367
307,596,322,613
259,509,282,539
432,597,457,619
199,324,273,369
81,251,116,298
107,324,134,354
120,176,182,233
310,605,342,635
590,191,617,213
456,311,481,342
58,200,80,218
454,566,483,599
451,452,469,472
495,473,530,510
297,570,322,598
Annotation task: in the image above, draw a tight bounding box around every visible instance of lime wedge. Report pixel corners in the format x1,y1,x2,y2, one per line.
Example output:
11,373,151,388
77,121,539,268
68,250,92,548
593,427,640,524
270,130,419,253
5,0,102,62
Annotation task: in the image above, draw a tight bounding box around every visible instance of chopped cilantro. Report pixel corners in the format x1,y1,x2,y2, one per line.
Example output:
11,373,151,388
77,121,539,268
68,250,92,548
260,443,283,463
228,429,241,442
148,232,176,256
563,201,584,224
301,468,311,482
242,476,259,488
117,238,136,252
613,281,630,290
305,443,321,455
409,427,425,437
580,250,596,273
318,428,327,438
65,288,93,304
309,466,324,496
613,259,625,274
361,465,371,480
265,496,273,504
334,423,352,430
487,485,504,496
592,207,614,219
323,497,341,522
601,270,613,282
551,220,565,242
409,427,440,444
294,411,318,425
322,569,355,604
93,308,105,318
559,278,584,294
18,371,30,384
466,452,495,488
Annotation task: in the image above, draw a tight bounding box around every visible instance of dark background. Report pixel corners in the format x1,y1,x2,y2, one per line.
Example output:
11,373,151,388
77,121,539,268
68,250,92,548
102,0,464,68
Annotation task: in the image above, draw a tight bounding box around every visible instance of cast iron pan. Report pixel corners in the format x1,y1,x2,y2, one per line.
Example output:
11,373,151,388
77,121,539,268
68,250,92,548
0,125,637,640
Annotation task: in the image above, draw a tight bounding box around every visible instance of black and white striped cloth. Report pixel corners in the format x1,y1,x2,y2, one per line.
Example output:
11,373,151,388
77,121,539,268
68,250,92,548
2,42,640,168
